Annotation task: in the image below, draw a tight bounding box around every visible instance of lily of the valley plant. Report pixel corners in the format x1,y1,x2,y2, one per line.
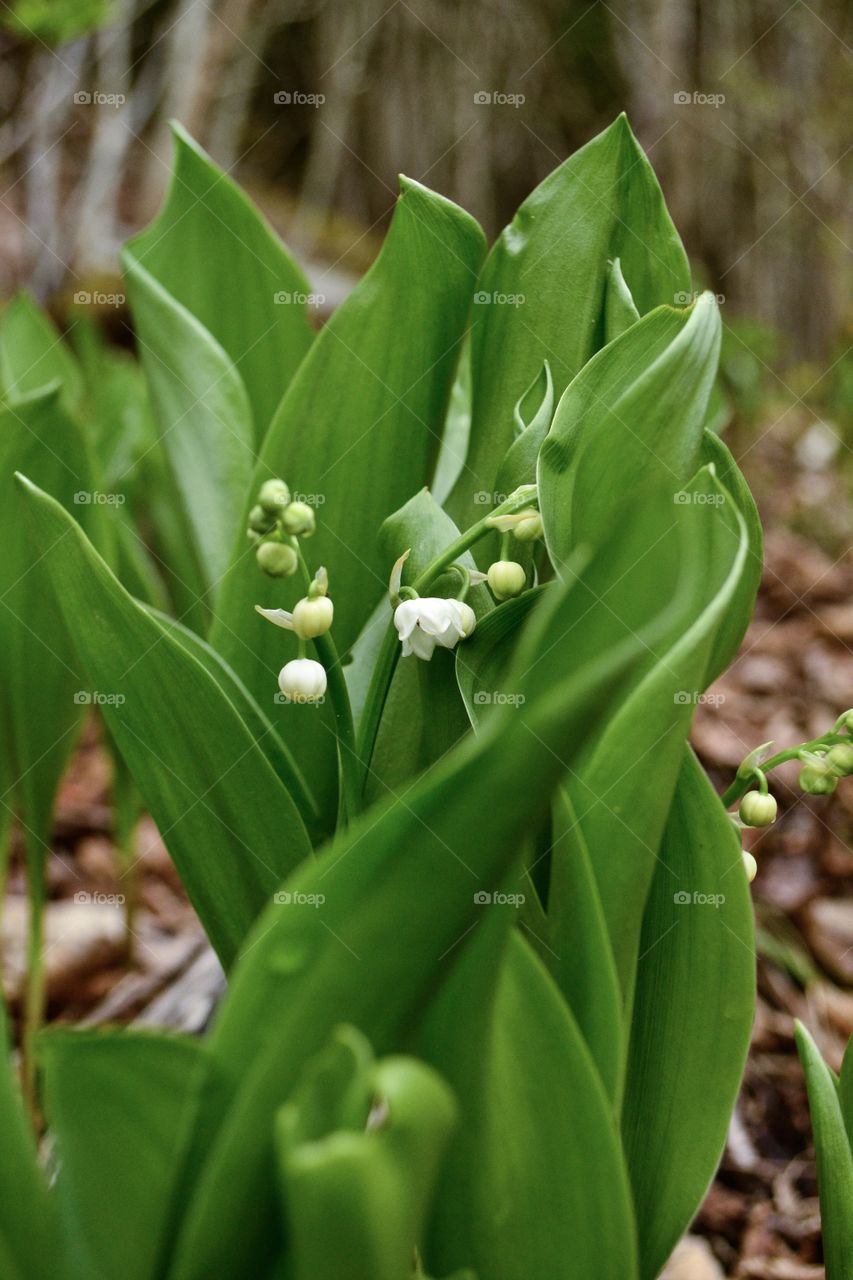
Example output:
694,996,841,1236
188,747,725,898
0,114,849,1279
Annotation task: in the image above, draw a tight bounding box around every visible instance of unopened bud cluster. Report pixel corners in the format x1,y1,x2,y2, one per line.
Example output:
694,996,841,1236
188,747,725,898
247,477,316,578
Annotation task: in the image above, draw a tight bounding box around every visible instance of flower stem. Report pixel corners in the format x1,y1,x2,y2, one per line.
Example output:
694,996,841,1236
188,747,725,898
721,732,848,808
355,488,537,794
294,550,360,825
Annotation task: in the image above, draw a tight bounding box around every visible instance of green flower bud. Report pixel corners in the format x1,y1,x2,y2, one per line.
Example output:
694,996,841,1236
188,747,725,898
282,501,316,537
258,478,291,514
256,541,298,577
292,595,334,639
487,560,526,601
738,791,777,827
512,509,543,543
742,850,757,882
799,761,838,795
826,743,853,776
248,503,276,534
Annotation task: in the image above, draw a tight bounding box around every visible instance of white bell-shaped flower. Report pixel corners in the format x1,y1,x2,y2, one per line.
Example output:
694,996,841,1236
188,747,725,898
393,597,476,661
278,658,327,703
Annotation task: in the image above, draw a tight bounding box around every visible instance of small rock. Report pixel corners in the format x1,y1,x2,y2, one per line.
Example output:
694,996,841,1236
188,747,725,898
802,897,853,984
660,1235,726,1280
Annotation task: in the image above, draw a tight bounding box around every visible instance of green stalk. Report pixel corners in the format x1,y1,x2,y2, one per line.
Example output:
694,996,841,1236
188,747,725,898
21,837,45,1126
355,488,537,795
721,732,848,808
294,550,360,826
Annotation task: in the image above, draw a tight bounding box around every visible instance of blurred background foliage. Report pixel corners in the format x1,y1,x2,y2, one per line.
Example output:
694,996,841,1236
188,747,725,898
0,0,850,434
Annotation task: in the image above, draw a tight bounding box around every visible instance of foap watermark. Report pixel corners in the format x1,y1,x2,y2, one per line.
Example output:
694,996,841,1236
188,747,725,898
473,290,525,307
274,290,325,309
474,490,514,506
673,489,725,507
73,290,125,308
275,691,327,706
473,690,526,707
673,690,725,707
273,89,325,107
274,890,325,907
473,90,525,108
74,90,126,107
474,890,526,907
73,891,126,906
74,691,126,706
74,490,126,505
673,290,725,307
673,90,725,108
673,890,726,908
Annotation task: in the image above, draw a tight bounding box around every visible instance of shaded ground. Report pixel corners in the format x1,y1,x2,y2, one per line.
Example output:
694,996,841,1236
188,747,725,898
3,406,851,1279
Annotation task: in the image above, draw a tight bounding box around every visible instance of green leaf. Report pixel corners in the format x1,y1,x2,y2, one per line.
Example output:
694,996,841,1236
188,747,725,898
0,294,82,409
122,253,256,597
449,113,690,534
125,125,314,441
0,1002,60,1280
17,474,313,965
39,1029,214,1280
455,591,624,1099
538,295,721,566
275,1026,457,1280
622,749,755,1280
796,1022,853,1280
421,929,638,1280
210,178,486,813
0,391,110,882
161,516,668,1280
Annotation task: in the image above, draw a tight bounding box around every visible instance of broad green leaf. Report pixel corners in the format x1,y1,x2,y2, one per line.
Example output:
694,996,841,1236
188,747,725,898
0,294,82,409
126,125,314,441
622,749,755,1280
162,519,668,1280
40,1029,214,1280
210,178,486,815
0,390,110,884
276,1026,457,1280
18,475,313,965
561,466,751,1002
145,604,318,828
449,113,690,534
123,253,256,597
455,603,623,1105
422,928,637,1280
538,295,721,566
796,1022,853,1280
0,1002,60,1280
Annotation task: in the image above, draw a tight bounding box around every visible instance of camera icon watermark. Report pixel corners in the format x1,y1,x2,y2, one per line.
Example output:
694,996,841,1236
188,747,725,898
673,890,726,907
473,690,526,707
473,890,525,906
473,90,525,107
74,490,126,505
273,90,325,107
473,290,525,307
673,90,725,108
74,691,126,706
673,490,725,507
73,890,126,906
73,90,126,107
273,290,326,308
673,691,725,707
72,290,125,308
